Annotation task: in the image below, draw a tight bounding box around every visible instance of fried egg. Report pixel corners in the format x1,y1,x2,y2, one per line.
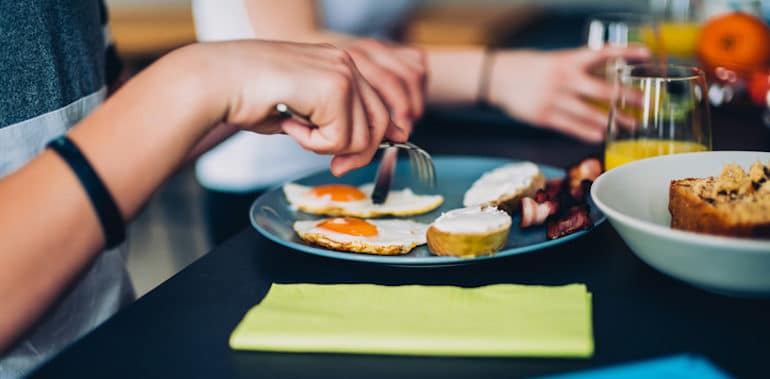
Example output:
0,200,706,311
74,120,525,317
293,217,428,255
283,183,443,217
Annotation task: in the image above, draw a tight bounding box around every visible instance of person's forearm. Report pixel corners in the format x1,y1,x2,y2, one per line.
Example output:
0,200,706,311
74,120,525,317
424,47,487,104
0,44,225,352
71,45,227,218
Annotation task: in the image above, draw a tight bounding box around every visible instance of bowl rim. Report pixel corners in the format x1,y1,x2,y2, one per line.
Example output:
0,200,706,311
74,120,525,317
591,150,770,252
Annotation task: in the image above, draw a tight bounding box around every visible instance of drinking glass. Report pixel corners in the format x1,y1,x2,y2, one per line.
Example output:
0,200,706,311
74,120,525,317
586,13,651,51
649,0,704,61
605,64,712,170
585,13,657,112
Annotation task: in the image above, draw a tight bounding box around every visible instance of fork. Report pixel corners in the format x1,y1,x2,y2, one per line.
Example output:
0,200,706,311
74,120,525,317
272,103,436,198
377,140,436,189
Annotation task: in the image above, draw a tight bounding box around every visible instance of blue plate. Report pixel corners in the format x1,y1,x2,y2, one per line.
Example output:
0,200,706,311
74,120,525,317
250,156,605,266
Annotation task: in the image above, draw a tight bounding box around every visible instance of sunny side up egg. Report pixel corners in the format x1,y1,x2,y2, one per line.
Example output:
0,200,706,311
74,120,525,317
293,217,428,255
283,183,443,217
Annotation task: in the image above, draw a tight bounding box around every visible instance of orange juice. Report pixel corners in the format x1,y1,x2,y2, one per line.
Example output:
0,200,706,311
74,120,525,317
604,139,708,170
642,22,701,59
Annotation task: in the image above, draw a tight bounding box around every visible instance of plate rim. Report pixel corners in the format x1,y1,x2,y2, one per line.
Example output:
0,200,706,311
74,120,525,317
250,155,606,266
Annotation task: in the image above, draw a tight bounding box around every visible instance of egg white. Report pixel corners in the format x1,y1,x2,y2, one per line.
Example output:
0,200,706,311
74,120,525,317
284,183,443,217
293,218,428,255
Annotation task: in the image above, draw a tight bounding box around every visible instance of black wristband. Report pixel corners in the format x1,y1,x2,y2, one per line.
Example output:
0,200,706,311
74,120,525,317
48,135,125,249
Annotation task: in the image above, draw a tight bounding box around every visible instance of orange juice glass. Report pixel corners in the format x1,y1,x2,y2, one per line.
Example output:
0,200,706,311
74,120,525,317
605,64,712,170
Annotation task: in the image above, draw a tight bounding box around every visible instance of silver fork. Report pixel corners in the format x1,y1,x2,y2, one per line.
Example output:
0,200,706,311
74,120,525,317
377,140,436,189
272,103,436,201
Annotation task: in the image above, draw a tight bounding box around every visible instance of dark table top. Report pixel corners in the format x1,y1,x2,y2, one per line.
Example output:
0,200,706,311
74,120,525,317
30,102,770,379
30,10,770,379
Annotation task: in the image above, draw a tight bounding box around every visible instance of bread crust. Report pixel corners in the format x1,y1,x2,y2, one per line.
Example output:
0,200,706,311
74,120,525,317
426,225,510,258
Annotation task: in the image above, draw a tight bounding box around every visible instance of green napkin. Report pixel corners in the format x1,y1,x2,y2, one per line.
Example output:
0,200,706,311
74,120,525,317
230,283,593,358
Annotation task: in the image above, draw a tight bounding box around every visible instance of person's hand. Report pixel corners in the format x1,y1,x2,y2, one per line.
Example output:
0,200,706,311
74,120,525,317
200,41,401,176
342,39,427,135
485,46,650,143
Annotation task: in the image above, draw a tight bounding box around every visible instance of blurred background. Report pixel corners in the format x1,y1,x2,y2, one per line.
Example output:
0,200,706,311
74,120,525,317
107,0,770,296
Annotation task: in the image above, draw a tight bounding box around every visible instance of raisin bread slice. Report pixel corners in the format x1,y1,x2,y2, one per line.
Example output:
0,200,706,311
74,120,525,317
668,161,770,238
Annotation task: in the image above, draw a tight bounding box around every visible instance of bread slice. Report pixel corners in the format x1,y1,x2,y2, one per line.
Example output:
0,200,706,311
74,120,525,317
426,206,512,257
462,162,546,215
668,161,770,238
493,172,546,215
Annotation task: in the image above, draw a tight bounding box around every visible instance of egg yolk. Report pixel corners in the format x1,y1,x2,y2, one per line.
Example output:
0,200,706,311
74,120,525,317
307,184,366,201
317,217,378,237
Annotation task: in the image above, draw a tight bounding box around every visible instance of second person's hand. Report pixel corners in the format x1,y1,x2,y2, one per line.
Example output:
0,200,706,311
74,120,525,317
484,46,650,143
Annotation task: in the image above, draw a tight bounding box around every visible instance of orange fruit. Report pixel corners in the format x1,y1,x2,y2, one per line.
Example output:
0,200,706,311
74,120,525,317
697,12,770,77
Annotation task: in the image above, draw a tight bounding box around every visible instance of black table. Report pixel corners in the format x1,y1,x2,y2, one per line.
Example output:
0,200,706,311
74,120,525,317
29,102,770,379
30,10,770,379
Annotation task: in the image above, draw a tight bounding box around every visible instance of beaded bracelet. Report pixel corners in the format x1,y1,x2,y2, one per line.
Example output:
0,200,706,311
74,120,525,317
48,135,125,249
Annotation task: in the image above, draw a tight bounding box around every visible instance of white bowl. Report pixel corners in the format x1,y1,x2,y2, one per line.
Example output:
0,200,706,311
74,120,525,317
590,151,770,297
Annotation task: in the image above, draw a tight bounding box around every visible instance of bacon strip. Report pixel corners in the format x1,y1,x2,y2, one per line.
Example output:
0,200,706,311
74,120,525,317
546,205,592,240
569,179,593,203
520,197,558,228
517,157,601,237
568,157,602,185
544,178,563,200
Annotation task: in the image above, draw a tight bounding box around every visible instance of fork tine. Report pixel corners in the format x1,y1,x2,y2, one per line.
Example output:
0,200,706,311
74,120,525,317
375,141,435,190
416,147,436,189
411,147,425,183
407,149,419,184
425,155,437,188
417,150,431,188
419,150,436,189
400,142,432,189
